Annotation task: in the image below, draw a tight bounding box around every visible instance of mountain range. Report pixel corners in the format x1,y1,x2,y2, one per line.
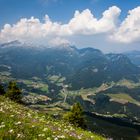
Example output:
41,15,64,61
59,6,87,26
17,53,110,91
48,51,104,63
0,41,140,90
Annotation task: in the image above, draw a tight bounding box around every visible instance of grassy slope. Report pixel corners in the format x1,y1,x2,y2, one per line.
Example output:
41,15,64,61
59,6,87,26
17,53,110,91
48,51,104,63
0,96,105,140
108,93,140,105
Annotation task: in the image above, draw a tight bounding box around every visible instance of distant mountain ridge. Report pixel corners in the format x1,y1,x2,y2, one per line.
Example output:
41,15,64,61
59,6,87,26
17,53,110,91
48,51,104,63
0,41,140,89
124,51,140,67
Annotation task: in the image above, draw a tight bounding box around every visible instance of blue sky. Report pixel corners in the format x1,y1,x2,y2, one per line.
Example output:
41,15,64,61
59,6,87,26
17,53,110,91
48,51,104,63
0,0,140,28
0,0,140,52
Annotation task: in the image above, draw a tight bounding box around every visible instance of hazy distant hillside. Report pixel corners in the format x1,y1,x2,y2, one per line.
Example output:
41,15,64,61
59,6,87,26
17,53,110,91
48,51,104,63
124,51,140,67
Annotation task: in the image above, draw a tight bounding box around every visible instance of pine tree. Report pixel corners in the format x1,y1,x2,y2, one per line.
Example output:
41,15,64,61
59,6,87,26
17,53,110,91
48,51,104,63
64,102,86,128
5,81,22,102
0,84,5,95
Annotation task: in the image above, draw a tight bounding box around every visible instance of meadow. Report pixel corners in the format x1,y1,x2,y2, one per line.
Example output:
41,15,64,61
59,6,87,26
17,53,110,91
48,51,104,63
0,96,105,140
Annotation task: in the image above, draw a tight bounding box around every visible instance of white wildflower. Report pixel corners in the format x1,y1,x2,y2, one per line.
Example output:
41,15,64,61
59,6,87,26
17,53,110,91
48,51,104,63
58,135,65,138
9,129,14,133
10,115,14,117
78,135,82,139
43,128,48,131
0,124,5,128
17,133,23,138
0,108,4,112
1,122,4,125
15,121,21,125
38,134,45,137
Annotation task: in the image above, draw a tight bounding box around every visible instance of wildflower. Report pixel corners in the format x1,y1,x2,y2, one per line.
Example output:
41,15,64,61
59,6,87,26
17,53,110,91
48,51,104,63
0,124,5,128
15,121,21,125
58,135,65,138
27,113,31,117
10,115,14,117
38,134,45,137
9,129,14,133
64,129,69,132
77,135,82,139
70,127,74,131
0,108,4,112
1,122,4,125
43,128,48,131
17,134,22,138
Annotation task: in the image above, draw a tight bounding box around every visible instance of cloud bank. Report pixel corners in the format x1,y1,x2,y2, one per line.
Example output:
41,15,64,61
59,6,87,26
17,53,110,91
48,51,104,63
0,6,140,47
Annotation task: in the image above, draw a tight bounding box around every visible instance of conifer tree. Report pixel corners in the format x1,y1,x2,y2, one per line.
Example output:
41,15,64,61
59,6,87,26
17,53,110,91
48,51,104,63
64,102,86,128
5,81,22,102
0,84,5,95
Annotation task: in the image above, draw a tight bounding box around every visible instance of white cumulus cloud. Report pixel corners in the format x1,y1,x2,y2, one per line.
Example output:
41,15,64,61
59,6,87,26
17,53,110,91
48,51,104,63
111,6,140,43
68,6,121,35
0,6,121,46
